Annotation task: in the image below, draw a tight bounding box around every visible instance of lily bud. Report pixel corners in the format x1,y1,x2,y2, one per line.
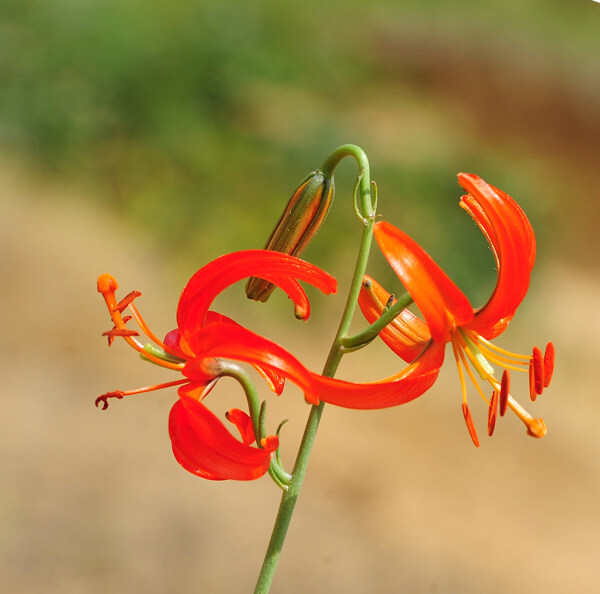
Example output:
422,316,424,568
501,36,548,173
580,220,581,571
246,170,334,302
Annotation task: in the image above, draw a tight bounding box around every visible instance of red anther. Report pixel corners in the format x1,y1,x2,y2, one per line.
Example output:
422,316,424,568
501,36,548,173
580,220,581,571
462,403,480,447
543,342,555,388
499,370,509,416
102,328,140,338
528,359,537,402
95,391,124,410
532,346,544,396
487,390,498,437
115,290,142,313
102,327,140,347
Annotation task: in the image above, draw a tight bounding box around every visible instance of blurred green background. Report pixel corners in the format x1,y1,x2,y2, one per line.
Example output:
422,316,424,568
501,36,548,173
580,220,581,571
1,1,599,593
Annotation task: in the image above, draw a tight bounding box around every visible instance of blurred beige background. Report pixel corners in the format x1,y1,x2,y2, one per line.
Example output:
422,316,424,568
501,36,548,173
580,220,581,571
2,1,599,592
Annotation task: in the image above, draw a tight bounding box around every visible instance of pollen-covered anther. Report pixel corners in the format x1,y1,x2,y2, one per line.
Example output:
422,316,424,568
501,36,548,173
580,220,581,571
102,328,140,347
462,402,480,447
543,342,555,388
499,370,509,416
95,391,124,410
115,290,142,313
487,390,498,437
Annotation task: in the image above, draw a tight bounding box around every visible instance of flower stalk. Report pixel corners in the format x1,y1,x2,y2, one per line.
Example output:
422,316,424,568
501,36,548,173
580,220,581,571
254,144,376,593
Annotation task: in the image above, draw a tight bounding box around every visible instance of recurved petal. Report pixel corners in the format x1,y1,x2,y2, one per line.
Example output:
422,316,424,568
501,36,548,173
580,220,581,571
457,174,536,338
225,408,256,446
182,321,319,404
177,250,337,331
311,340,445,409
374,222,474,344
169,390,278,481
198,312,286,395
359,275,431,362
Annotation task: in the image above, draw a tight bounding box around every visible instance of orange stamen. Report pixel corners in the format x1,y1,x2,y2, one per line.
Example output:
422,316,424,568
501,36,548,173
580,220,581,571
499,370,509,416
95,378,189,410
462,403,480,447
474,335,531,360
543,342,555,388
487,390,498,437
128,302,168,350
97,273,185,371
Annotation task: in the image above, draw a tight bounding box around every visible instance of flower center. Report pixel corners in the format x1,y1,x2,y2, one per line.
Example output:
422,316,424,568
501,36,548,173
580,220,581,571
450,327,552,446
96,273,188,409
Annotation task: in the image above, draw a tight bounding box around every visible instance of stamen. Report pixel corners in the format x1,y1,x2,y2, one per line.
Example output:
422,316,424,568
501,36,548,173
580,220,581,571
95,391,124,410
102,328,140,338
462,403,480,447
460,330,494,380
487,390,498,436
528,359,536,401
451,341,469,404
115,290,142,313
543,342,555,388
475,335,531,361
95,378,189,410
499,370,509,416
452,339,491,405
128,303,167,350
532,346,545,395
474,342,529,372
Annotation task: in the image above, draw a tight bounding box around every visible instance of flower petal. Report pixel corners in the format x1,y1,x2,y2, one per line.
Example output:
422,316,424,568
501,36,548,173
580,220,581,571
182,321,319,404
177,250,337,331
225,408,256,446
374,221,473,344
457,173,536,338
359,275,431,362
169,390,278,481
311,341,445,409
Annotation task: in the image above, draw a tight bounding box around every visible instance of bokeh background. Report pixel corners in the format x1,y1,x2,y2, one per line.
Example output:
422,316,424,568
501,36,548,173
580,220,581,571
2,1,599,592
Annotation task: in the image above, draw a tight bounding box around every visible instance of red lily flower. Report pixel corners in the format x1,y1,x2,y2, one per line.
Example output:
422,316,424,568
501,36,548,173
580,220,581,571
96,250,337,480
355,174,554,445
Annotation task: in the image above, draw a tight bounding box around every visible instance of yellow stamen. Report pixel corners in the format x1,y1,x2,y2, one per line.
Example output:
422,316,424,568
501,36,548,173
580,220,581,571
474,334,532,361
459,330,494,380
451,341,469,404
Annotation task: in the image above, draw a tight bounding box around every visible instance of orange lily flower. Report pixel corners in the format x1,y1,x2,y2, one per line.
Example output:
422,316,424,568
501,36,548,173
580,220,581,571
96,250,337,480
355,174,554,445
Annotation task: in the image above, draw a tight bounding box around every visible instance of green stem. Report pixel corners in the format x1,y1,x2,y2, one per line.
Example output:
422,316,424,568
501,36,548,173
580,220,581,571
342,291,414,350
254,145,376,593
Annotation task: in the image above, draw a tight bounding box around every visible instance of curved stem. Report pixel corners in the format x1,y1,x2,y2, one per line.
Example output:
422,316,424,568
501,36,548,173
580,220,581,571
342,291,414,350
254,145,375,593
218,361,263,443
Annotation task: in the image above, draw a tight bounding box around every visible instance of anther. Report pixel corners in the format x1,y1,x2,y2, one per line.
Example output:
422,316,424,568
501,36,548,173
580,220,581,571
543,342,555,388
462,403,480,447
531,346,545,396
487,390,498,437
115,290,142,313
102,327,140,347
95,391,124,410
499,370,509,416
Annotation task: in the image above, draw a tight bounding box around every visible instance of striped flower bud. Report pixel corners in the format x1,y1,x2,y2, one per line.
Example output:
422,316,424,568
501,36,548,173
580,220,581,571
245,171,334,302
